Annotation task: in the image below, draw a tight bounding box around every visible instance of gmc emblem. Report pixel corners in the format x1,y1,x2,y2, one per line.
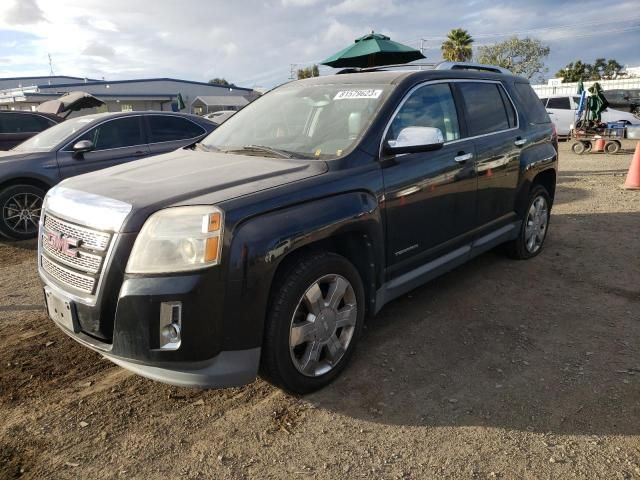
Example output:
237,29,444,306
44,231,81,258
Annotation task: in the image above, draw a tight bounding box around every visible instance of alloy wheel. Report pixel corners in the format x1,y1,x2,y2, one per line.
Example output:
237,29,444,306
2,192,43,236
289,274,358,377
524,195,548,254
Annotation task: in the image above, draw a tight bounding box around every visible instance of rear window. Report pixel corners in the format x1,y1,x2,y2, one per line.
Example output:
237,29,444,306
547,97,571,110
457,82,511,136
148,116,205,143
0,113,54,133
512,83,550,124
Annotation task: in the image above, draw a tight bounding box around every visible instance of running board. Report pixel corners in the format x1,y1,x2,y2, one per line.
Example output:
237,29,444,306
375,221,520,313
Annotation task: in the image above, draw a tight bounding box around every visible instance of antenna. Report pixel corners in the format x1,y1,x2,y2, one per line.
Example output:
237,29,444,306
48,53,55,76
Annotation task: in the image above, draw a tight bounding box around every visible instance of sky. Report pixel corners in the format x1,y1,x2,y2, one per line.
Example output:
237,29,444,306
0,0,639,89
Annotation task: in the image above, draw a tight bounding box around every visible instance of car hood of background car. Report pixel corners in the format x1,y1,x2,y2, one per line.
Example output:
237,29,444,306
0,150,50,165
56,148,328,231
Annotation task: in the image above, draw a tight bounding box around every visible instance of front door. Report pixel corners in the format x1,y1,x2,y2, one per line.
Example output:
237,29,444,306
57,116,150,179
381,82,477,276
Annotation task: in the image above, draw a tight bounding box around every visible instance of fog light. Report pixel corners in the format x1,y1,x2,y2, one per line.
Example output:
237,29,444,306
159,302,182,350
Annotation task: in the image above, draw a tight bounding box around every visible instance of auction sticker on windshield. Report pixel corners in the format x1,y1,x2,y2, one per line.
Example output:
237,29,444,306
334,89,383,100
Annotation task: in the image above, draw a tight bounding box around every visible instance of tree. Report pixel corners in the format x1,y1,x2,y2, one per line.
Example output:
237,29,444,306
476,36,550,80
555,58,624,82
441,28,474,62
208,78,232,86
297,65,320,79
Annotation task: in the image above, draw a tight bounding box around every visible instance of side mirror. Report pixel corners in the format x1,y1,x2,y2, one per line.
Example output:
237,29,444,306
72,140,94,157
384,127,444,155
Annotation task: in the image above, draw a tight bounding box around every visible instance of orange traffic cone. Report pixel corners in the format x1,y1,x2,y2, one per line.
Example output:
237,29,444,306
623,142,640,190
594,138,606,152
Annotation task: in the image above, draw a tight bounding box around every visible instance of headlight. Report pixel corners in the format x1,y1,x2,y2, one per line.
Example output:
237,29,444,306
126,206,224,274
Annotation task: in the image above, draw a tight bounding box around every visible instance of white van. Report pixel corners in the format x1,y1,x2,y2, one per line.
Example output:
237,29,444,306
540,95,639,135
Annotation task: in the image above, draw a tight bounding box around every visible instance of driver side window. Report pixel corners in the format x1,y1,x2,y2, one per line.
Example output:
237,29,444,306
388,83,460,143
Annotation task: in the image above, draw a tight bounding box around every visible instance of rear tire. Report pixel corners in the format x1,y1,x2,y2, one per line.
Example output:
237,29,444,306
605,140,621,154
0,184,45,240
260,251,365,394
505,185,551,260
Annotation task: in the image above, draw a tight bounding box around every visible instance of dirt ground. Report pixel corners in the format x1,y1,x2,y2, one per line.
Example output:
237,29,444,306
1,142,639,480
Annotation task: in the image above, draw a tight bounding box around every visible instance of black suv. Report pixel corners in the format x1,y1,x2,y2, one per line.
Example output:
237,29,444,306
0,111,215,239
0,111,62,150
38,63,557,394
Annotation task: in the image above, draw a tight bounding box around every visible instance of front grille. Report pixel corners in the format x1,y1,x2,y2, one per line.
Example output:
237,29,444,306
44,215,110,251
40,213,113,296
41,256,96,294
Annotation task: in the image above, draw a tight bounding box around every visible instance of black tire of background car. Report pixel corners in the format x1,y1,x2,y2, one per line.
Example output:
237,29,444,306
260,251,365,394
504,184,551,260
0,184,45,241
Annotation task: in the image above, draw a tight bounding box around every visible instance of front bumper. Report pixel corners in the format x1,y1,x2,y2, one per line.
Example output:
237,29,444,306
41,268,262,389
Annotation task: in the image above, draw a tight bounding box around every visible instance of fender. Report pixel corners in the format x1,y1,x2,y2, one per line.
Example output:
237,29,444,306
515,135,558,216
219,191,384,349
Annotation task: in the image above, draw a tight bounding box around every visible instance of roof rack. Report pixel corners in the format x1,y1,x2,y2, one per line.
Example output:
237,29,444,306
435,62,511,74
336,61,511,75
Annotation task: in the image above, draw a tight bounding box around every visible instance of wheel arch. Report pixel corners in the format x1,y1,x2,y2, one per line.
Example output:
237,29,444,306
220,191,384,350
0,176,52,194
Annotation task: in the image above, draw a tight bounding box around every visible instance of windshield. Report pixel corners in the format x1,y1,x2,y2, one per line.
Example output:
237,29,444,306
13,116,97,152
201,83,393,159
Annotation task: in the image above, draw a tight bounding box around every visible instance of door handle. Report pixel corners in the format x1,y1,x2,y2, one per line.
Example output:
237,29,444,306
454,152,473,163
514,138,527,147
133,150,146,156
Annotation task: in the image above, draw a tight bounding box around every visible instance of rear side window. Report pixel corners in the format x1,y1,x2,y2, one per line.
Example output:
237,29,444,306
539,98,548,106
512,83,550,124
547,97,571,110
457,82,511,136
148,116,205,143
0,113,54,133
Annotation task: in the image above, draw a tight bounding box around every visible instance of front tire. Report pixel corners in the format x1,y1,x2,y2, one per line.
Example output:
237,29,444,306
505,185,551,260
0,184,45,240
260,252,365,394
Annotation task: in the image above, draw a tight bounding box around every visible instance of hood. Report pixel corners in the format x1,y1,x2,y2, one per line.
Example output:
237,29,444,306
56,148,327,231
0,149,50,164
36,91,104,116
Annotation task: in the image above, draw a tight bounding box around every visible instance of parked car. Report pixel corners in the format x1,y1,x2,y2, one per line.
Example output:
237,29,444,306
0,111,215,239
0,111,63,151
539,94,639,135
603,89,640,115
0,92,106,151
38,63,557,394
204,110,237,125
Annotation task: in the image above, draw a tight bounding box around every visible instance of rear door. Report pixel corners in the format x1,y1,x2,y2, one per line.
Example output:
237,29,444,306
57,115,150,179
145,115,207,155
381,82,477,276
455,81,521,231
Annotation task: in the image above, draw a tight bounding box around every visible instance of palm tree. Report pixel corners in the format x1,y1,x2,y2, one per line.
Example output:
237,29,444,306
441,28,474,62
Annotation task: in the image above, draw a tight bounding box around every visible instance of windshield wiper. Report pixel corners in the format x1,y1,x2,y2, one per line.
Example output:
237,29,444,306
222,145,295,159
192,143,219,152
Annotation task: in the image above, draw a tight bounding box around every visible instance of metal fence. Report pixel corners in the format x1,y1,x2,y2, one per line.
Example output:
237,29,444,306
531,78,640,97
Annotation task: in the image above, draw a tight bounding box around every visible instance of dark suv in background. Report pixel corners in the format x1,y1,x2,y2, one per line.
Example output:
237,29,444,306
38,63,557,394
0,111,62,150
0,111,215,239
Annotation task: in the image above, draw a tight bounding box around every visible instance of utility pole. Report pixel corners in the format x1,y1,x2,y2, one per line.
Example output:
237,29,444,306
419,39,427,70
48,53,55,76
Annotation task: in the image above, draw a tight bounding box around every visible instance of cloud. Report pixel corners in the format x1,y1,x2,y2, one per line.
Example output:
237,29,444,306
0,0,638,88
82,42,116,59
4,0,47,25
326,0,402,16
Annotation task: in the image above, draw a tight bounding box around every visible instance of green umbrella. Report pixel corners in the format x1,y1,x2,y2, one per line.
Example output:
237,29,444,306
321,32,425,68
176,93,186,111
586,82,609,122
